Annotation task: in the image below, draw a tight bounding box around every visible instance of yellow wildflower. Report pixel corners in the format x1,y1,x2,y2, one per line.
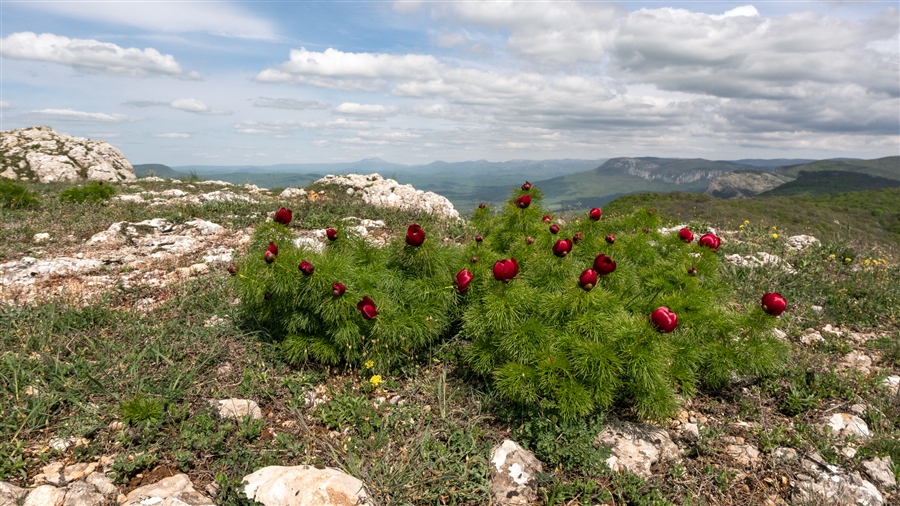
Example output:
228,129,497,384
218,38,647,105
865,259,871,265
369,375,383,387
743,220,750,225
739,224,744,229
772,233,778,239
772,226,777,230
845,257,852,263
364,360,374,369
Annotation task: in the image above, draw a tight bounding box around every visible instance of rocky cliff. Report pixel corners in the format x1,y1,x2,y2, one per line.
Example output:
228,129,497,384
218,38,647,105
0,126,136,183
704,170,791,199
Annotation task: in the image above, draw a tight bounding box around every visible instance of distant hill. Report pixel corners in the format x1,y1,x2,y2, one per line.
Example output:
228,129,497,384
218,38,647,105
728,158,817,169
774,156,899,181
133,164,185,179
758,170,900,197
704,170,792,199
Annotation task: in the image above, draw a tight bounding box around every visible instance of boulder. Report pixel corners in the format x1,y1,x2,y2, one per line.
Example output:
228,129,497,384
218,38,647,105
861,456,896,490
596,421,681,478
314,174,459,220
792,452,883,505
489,440,543,506
0,482,28,506
210,398,263,420
124,474,213,506
1,126,135,182
242,465,369,506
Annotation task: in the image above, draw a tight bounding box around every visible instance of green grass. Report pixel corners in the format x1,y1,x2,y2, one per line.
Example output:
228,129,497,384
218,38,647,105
0,178,40,209
1,178,898,504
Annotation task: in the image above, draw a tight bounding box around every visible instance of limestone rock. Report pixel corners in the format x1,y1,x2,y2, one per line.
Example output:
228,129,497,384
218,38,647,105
881,376,899,396
724,252,795,273
792,453,883,505
314,174,459,220
22,485,66,506
837,351,874,376
242,465,369,506
489,440,543,506
725,444,761,468
772,447,798,464
861,457,896,490
124,474,213,506
280,187,306,198
63,479,110,506
0,481,28,506
822,413,870,440
210,398,263,420
1,126,135,182
596,421,681,478
785,235,820,251
704,170,791,199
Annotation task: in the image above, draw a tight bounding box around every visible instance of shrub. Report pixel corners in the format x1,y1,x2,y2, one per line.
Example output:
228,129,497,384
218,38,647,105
0,178,40,208
59,181,116,203
235,184,788,421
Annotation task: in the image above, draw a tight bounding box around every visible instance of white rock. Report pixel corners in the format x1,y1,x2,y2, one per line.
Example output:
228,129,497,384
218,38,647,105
279,187,306,198
881,376,900,395
160,189,187,198
785,235,820,251
33,233,50,243
861,456,896,490
596,421,681,478
124,474,213,506
114,195,146,203
210,398,262,420
0,481,28,506
242,465,369,506
822,413,870,440
22,485,67,506
726,444,761,467
314,173,459,220
489,440,542,506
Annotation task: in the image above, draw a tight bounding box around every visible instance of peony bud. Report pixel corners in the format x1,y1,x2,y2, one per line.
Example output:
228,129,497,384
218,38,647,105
605,234,615,244
593,253,616,275
274,207,292,225
298,260,314,276
493,258,519,282
678,228,694,243
455,269,474,293
478,203,486,209
357,296,378,320
525,236,535,245
514,195,532,208
332,283,346,296
573,232,583,244
542,215,551,223
475,235,484,243
549,224,560,234
642,227,650,233
698,233,721,251
522,181,532,191
471,256,478,263
589,208,602,221
761,292,787,316
326,228,338,241
406,224,426,246
227,265,238,276
264,242,278,264
687,266,698,276
552,238,573,257
579,268,598,291
650,307,678,333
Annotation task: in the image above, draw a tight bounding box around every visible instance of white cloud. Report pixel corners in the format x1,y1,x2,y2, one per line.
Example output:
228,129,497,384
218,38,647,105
170,98,231,116
29,108,130,123
233,118,372,137
0,32,199,79
334,103,399,117
155,133,191,138
253,98,330,110
0,101,11,110
24,1,276,40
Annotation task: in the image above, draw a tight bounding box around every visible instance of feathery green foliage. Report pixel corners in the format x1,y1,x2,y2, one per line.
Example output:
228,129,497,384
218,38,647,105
0,178,40,209
58,181,116,203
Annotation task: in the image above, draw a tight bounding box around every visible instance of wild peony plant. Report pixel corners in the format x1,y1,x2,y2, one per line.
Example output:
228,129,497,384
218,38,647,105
459,187,788,421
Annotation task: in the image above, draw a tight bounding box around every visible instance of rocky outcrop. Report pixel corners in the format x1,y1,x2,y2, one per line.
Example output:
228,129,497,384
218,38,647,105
0,126,135,183
314,173,459,220
704,170,791,199
242,466,370,506
489,440,543,506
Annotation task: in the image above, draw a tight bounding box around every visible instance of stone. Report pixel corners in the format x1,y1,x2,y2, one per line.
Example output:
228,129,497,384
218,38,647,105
724,252,795,273
0,481,28,506
63,479,109,506
861,457,896,490
210,398,263,420
822,413,870,440
85,472,119,499
280,187,306,198
881,376,899,396
785,235,820,251
596,421,681,478
242,465,369,506
681,423,700,443
725,444,761,467
489,440,542,506
1,126,136,182
124,474,213,506
33,233,50,243
772,447,798,464
792,471,883,506
22,485,66,506
800,329,825,345
314,174,459,220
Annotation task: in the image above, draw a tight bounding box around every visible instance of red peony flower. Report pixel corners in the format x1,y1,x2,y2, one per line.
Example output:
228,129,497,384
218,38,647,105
572,232,583,244
549,224,560,234
455,269,474,293
357,296,378,319
589,208,602,221
332,283,346,296
475,235,484,243
522,181,532,191
274,207,292,225
298,260,314,276
678,228,694,243
579,269,598,291
593,254,616,275
514,195,532,208
698,233,720,250
552,238,573,257
264,242,278,264
650,307,678,333
605,234,615,244
761,292,787,316
542,215,551,223
493,258,519,281
406,224,426,246
687,266,698,276
227,265,238,276
326,228,338,241
478,203,487,209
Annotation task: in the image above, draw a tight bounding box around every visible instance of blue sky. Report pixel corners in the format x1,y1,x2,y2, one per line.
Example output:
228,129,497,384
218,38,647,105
1,1,898,166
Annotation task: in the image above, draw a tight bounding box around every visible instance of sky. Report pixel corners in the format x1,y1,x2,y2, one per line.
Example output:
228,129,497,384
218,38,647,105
1,0,898,167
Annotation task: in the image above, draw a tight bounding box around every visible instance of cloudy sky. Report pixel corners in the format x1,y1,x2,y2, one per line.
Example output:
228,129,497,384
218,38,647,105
1,1,898,166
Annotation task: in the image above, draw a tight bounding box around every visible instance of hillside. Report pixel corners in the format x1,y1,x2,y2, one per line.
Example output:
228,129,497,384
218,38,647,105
133,163,185,179
758,170,900,197
704,170,792,199
604,187,900,249
775,156,900,181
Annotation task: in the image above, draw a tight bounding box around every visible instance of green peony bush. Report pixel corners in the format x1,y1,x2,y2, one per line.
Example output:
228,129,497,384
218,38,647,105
235,183,788,420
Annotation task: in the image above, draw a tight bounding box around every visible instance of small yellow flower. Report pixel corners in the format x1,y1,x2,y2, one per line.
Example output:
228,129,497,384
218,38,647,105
865,259,871,265
369,375,383,387
772,233,778,239
845,257,852,263
743,220,750,225
828,254,836,260
872,260,879,265
739,224,744,229
772,226,777,230
364,360,374,369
